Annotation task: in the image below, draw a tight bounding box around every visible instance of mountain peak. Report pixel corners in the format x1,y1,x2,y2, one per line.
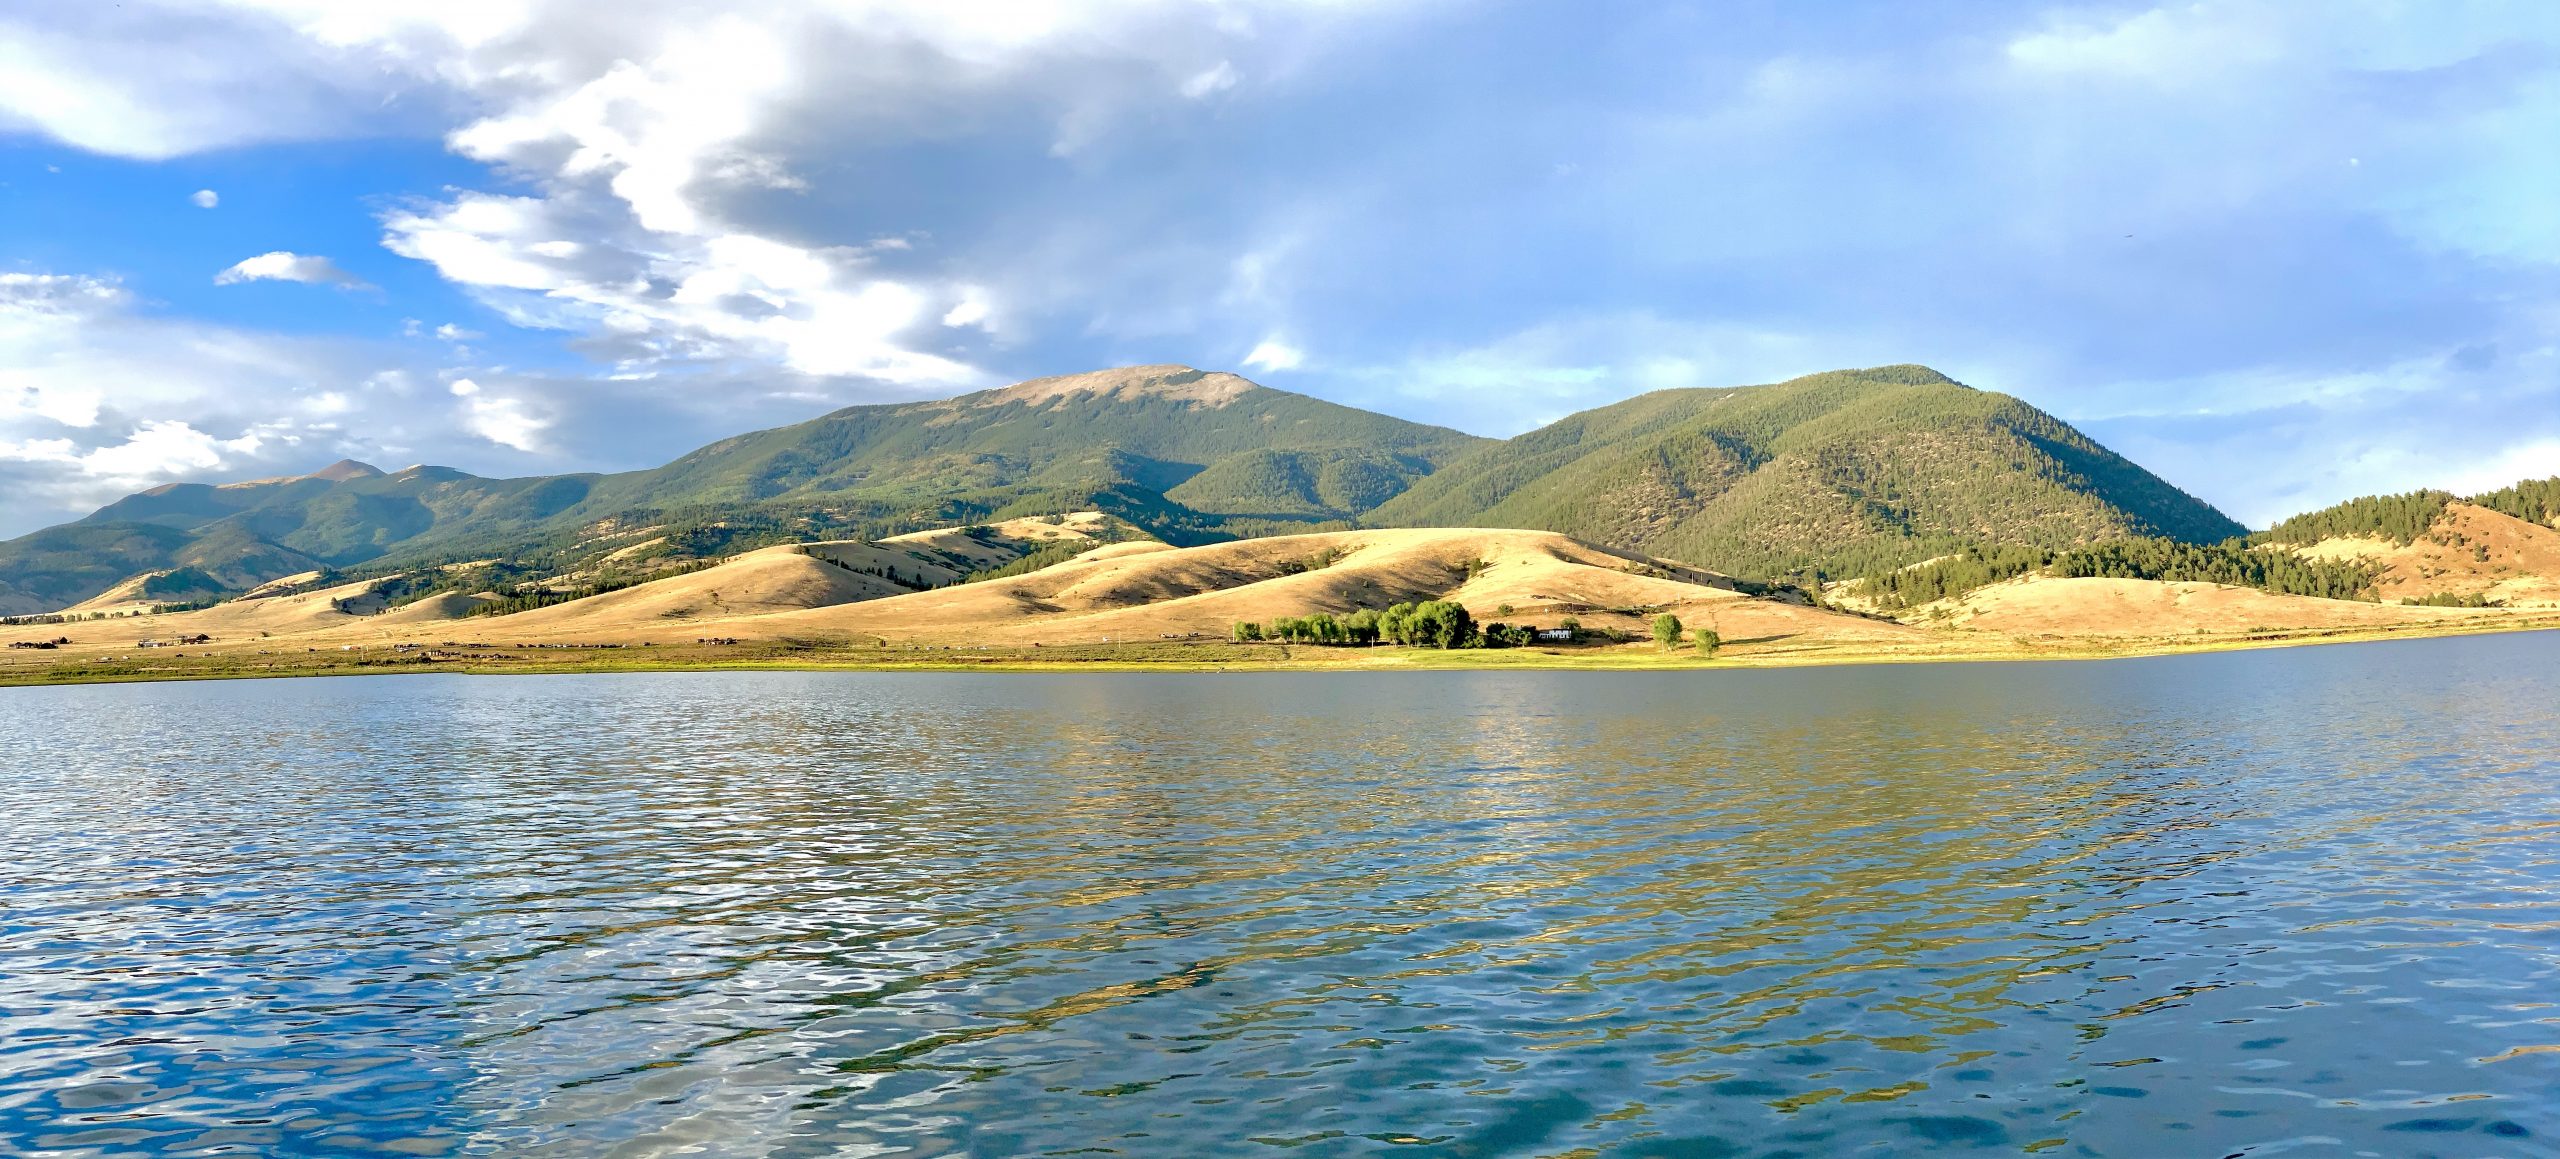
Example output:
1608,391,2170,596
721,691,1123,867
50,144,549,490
308,459,384,482
969,364,1261,409
1838,364,1962,387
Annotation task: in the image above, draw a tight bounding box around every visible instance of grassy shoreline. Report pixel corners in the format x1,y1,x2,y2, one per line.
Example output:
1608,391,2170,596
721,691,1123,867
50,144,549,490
8,615,2556,690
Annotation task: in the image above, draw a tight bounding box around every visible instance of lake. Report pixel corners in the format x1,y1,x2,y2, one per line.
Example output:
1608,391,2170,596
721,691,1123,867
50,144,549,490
4,634,2557,1157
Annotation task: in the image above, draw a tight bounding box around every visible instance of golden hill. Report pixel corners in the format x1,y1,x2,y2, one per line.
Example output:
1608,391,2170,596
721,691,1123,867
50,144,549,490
879,511,1129,569
1924,574,2499,637
485,527,1923,648
2291,501,2560,607
10,522,2557,679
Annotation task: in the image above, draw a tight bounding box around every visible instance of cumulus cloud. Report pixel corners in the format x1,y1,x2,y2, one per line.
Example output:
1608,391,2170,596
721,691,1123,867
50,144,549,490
5,0,2560,533
4,0,1395,395
0,272,354,529
0,265,945,537
214,251,372,289
447,377,547,452
191,188,218,208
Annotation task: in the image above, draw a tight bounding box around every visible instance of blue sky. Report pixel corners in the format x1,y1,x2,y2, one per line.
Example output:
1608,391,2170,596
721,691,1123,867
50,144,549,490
3,1,2558,538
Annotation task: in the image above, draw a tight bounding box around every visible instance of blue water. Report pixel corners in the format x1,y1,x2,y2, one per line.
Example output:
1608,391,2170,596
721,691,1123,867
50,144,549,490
4,633,2558,1156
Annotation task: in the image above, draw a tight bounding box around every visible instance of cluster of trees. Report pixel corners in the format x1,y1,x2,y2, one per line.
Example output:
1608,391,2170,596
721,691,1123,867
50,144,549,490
465,562,713,618
964,542,1087,583
2047,539,2378,601
1851,545,2055,611
2472,476,2560,528
809,551,939,591
1845,535,2386,610
1233,606,1737,656
1237,601,1476,647
2256,491,2452,546
1652,613,1721,656
1234,602,1585,649
2403,590,2501,608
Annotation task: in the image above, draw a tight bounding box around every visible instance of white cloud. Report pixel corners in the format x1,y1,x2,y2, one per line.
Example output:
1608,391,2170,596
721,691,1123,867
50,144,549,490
214,251,372,289
432,323,482,341
0,274,368,528
2443,439,2560,495
2005,4,2291,83
191,188,218,208
77,419,270,481
1,0,1405,396
1242,338,1304,372
447,376,548,451
1181,60,1240,99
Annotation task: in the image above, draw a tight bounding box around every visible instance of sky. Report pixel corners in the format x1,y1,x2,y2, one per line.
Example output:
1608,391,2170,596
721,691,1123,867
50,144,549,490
3,0,2559,537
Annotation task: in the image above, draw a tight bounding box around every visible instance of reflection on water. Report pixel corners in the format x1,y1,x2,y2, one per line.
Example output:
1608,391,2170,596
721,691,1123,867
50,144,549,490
4,633,2558,1156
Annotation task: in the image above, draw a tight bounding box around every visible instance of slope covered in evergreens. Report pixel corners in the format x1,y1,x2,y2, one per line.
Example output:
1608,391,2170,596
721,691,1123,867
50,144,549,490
2472,477,2560,528
1370,366,2245,581
2253,491,2453,546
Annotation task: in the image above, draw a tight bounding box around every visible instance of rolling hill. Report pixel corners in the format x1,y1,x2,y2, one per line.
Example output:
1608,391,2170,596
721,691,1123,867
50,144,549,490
0,366,1482,613
1369,365,2244,580
2258,485,2560,608
18,527,1914,655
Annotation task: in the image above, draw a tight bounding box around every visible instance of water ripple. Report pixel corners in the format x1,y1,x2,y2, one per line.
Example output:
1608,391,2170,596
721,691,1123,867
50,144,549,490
4,634,2558,1155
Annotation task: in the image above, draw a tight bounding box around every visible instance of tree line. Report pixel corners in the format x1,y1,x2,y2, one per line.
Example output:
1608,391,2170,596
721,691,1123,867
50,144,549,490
2471,476,2560,528
1849,537,2383,611
1234,602,1577,649
2255,490,2451,546
1233,604,1725,655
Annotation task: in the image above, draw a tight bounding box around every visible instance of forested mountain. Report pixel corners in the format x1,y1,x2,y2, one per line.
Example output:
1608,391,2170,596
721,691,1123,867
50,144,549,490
0,366,1483,613
1369,365,2244,580
23,362,2428,616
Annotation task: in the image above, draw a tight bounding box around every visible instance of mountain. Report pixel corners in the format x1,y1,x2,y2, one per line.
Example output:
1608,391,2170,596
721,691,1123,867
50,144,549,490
569,365,1483,529
1368,365,2245,579
0,366,1484,613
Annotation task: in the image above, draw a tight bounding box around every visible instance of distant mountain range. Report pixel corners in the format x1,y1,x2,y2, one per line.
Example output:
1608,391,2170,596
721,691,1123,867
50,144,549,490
4,362,2534,617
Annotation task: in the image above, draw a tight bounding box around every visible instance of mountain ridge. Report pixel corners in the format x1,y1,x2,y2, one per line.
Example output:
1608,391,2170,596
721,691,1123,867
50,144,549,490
0,362,2265,614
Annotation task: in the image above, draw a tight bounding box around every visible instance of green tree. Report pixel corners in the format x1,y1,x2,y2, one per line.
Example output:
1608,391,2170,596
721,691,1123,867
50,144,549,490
1231,620,1262,642
1652,613,1684,649
1695,627,1720,657
1379,602,1418,645
1410,600,1476,649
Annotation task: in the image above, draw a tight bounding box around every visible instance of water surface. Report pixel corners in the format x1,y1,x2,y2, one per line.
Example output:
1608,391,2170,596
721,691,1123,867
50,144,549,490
4,635,2558,1156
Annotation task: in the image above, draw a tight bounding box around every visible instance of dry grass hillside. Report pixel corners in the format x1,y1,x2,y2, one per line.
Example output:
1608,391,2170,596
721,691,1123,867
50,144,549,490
495,547,893,629
1922,574,2497,637
12,521,2558,679
2292,502,2560,607
516,528,1926,648
879,512,1131,569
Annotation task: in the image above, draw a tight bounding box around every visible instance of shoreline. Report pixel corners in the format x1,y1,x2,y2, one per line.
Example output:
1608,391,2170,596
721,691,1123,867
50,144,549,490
9,615,2556,690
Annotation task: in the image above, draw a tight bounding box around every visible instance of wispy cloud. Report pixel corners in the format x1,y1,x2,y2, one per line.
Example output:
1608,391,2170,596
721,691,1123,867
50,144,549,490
214,251,372,290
